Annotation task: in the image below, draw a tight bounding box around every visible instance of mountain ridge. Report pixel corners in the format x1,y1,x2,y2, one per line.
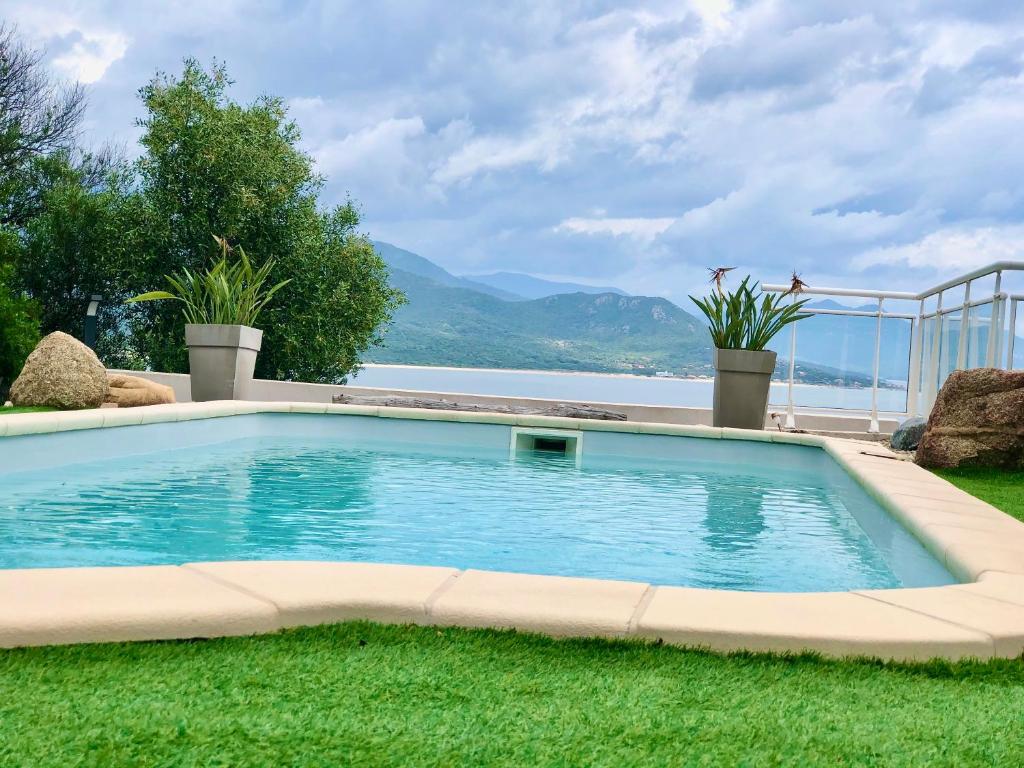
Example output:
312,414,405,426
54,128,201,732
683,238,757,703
466,271,628,300
369,243,883,387
372,265,710,374
372,241,523,301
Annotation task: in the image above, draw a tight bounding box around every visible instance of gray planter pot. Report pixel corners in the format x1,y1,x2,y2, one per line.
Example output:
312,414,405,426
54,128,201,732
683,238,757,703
184,324,263,402
712,348,777,430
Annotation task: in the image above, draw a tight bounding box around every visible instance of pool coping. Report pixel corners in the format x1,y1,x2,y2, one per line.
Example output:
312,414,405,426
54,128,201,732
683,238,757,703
2,401,1023,661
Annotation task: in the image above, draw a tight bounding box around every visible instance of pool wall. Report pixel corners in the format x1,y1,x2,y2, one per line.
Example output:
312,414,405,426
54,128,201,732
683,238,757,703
1,401,1024,661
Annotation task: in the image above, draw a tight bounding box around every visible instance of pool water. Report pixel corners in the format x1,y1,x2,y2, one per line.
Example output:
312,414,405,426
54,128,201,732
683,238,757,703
0,417,953,591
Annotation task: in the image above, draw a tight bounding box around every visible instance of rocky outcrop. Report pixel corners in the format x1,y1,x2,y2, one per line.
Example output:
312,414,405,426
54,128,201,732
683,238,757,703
890,416,927,452
105,374,176,408
9,332,108,410
332,394,628,420
915,368,1024,469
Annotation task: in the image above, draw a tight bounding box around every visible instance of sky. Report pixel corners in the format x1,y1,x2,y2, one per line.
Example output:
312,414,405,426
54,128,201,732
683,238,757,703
7,0,1024,303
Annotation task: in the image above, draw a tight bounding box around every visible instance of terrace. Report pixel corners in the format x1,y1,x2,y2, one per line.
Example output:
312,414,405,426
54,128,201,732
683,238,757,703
3,11,1024,763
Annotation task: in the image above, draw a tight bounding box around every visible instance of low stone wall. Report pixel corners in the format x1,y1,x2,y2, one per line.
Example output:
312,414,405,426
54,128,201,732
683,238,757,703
110,369,900,435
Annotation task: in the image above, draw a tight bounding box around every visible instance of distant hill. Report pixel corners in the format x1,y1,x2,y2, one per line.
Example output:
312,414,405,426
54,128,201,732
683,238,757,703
372,241,522,301
367,244,880,387
372,267,711,374
466,271,628,300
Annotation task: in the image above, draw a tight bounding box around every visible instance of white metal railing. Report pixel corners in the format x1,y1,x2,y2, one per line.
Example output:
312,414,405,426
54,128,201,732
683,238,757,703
763,262,1024,432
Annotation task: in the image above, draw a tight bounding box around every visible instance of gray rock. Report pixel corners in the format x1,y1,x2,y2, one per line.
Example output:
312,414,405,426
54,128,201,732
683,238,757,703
916,368,1024,469
9,331,108,410
890,416,927,451
332,394,627,420
105,373,176,407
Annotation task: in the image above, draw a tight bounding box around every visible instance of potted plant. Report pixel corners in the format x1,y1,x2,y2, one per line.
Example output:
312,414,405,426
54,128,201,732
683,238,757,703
128,236,289,401
690,270,810,430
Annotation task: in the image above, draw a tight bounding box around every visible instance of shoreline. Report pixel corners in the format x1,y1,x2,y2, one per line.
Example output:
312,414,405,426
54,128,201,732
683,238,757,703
356,363,902,391
359,362,715,381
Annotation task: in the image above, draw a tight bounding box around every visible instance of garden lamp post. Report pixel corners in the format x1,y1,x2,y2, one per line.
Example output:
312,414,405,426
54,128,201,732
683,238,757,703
84,294,102,349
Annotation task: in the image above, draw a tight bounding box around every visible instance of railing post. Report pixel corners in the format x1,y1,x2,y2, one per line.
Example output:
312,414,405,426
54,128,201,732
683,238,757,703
785,293,797,429
924,292,943,413
868,298,883,433
1009,299,1019,370
956,279,972,370
986,271,1002,368
906,299,923,417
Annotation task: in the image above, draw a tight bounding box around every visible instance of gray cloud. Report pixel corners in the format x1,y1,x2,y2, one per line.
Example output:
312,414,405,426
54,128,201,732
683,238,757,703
690,15,904,102
913,38,1024,114
7,0,1024,301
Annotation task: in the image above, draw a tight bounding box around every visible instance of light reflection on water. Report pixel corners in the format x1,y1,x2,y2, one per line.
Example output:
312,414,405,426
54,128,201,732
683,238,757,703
0,435,928,591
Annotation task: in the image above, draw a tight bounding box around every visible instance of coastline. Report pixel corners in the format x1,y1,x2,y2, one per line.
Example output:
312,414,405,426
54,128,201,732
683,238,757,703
355,363,899,391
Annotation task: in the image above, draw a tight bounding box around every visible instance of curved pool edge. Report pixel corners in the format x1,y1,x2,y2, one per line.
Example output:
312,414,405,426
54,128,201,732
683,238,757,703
1,401,1023,661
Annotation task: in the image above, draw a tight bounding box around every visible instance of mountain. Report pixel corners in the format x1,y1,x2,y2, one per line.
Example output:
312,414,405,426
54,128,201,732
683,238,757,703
372,267,711,374
466,271,628,300
372,241,522,301
367,245,880,386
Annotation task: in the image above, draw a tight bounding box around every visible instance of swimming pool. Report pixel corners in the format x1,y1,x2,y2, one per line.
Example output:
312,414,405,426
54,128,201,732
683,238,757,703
0,412,953,591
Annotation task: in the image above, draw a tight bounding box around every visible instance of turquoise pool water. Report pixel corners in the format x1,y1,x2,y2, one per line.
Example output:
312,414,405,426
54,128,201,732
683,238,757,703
0,415,954,591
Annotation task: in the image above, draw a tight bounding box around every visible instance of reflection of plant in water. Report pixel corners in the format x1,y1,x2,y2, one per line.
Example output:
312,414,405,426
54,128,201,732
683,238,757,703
701,478,767,553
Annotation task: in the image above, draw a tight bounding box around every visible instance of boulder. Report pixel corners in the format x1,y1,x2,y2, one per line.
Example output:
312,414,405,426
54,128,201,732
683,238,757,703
890,416,927,452
915,368,1024,469
9,332,108,410
105,374,176,408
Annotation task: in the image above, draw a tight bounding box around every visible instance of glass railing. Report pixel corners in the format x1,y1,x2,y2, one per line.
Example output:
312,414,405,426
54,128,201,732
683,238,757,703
763,262,1024,431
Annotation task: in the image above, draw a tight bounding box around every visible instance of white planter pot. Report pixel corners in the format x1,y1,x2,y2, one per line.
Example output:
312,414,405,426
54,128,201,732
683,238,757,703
712,348,777,430
184,324,263,401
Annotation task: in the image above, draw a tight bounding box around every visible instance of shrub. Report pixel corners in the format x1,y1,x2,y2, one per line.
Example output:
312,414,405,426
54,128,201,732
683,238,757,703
0,262,41,396
690,275,810,351
127,235,289,327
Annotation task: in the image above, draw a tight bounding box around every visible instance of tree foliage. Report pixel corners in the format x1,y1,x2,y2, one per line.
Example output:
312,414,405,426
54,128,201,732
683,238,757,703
0,24,87,228
0,237,40,395
16,154,144,366
123,60,403,381
3,44,402,383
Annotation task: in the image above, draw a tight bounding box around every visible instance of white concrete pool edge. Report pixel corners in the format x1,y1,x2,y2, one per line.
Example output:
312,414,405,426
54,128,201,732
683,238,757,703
1,401,1023,662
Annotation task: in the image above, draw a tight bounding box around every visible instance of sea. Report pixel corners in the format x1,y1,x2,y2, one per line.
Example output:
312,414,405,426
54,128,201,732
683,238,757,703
350,364,910,413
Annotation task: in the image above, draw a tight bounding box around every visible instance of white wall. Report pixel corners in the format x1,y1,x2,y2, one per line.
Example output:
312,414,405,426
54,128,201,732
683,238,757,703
112,369,899,435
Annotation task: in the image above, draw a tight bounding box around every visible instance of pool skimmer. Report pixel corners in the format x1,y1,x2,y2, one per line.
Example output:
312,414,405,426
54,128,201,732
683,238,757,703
510,427,583,466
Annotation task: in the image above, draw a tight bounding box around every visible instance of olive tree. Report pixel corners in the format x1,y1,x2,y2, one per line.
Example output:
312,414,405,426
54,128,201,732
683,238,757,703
126,60,403,381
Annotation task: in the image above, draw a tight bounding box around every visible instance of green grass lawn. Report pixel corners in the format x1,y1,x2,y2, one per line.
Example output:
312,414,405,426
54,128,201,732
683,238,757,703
936,467,1024,522
1,622,1023,767
0,406,57,415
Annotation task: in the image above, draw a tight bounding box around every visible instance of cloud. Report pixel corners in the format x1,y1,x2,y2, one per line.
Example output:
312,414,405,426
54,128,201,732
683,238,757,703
555,216,676,240
432,128,569,185
6,6,128,84
913,38,1024,114
690,15,899,102
7,0,1024,299
51,29,129,84
312,117,426,182
853,226,1024,272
